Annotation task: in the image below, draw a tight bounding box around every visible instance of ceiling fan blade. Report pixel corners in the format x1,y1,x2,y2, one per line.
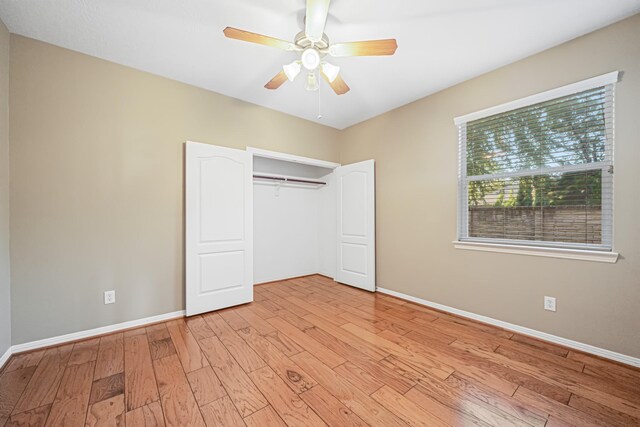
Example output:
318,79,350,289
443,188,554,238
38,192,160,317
265,71,289,90
223,27,295,51
329,39,398,57
305,0,331,43
321,71,350,95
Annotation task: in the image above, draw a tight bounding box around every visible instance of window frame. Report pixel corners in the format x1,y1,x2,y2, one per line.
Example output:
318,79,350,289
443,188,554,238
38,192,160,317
453,72,619,263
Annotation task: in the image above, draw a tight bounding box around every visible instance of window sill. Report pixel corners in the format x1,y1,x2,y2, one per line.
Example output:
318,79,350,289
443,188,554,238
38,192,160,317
453,241,619,263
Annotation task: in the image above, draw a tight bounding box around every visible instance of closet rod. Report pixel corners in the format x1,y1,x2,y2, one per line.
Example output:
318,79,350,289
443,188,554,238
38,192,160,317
253,174,327,186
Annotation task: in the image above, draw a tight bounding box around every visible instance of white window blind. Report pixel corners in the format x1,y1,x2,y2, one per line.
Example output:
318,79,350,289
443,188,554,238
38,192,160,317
455,73,617,251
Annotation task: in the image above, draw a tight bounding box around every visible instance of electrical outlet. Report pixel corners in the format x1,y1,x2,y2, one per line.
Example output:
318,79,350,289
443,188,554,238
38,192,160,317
544,296,556,312
104,290,116,305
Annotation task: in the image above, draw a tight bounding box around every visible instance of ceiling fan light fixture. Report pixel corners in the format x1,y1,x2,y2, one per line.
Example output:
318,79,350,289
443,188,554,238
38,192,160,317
301,48,321,70
283,60,302,81
305,72,319,92
321,62,340,83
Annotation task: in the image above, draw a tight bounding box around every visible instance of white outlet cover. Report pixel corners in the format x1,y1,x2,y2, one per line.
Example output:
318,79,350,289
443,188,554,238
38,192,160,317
544,296,556,312
104,290,116,305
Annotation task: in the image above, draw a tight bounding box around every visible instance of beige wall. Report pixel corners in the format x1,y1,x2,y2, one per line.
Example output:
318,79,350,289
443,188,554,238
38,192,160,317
0,18,10,356
9,35,340,344
339,14,640,357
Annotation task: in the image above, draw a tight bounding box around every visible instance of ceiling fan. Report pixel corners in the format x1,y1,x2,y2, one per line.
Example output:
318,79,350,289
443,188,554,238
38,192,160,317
223,0,398,95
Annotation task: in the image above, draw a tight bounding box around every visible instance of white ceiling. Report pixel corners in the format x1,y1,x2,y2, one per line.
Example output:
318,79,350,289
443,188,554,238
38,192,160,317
0,1,638,129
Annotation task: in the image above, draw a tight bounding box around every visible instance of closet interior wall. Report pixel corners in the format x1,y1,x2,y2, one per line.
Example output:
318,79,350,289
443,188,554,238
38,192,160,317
253,156,336,284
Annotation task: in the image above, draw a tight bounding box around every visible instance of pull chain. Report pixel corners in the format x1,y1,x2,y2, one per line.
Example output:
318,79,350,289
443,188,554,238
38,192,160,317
317,75,322,120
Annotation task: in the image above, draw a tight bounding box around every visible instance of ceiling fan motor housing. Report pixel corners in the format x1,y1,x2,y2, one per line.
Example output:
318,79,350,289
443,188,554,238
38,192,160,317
294,31,330,50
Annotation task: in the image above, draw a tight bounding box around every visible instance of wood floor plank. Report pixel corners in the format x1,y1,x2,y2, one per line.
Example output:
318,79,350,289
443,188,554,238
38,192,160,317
291,351,408,427
373,385,451,427
583,365,640,392
497,343,584,372
246,301,278,320
452,340,640,417
544,416,575,427
267,316,346,368
509,335,569,357
68,339,100,366
341,322,414,358
569,350,640,388
448,340,572,404
45,361,95,427
85,394,125,427
125,401,165,426
198,336,268,418
426,318,502,351
333,361,384,395
243,406,287,427
288,297,348,327
567,350,640,377
202,313,266,373
304,314,389,361
338,310,390,334
13,344,73,415
403,328,457,347
362,307,444,337
184,316,216,341
3,351,46,374
371,330,455,381
495,345,586,378
435,315,513,339
271,306,315,331
568,393,640,427
264,331,304,357
234,306,277,335
94,333,124,381
146,324,171,343
165,319,209,373
413,373,534,427
152,354,205,427
186,367,226,407
513,387,606,427
237,327,317,394
305,325,417,394
269,297,313,321
89,372,124,405
124,328,147,338
381,330,526,398
124,334,159,411
217,309,250,331
199,396,245,427
4,404,51,427
0,366,37,420
248,366,326,426
300,385,368,427
445,373,548,427
149,338,176,361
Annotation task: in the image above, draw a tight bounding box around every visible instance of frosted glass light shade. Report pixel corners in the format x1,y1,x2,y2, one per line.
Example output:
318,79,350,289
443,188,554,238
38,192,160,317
283,61,301,81
321,62,340,82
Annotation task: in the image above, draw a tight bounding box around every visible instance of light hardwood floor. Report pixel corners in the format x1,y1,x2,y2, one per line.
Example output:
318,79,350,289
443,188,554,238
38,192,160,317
0,275,639,426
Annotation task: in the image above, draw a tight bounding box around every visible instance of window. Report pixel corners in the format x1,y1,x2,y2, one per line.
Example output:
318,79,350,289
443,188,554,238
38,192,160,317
455,72,617,254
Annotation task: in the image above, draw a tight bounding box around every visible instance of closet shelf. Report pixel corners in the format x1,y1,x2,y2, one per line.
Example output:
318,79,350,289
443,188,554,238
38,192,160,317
253,173,327,186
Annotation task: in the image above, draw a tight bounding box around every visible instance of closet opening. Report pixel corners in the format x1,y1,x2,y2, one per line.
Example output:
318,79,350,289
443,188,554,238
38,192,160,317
250,149,338,285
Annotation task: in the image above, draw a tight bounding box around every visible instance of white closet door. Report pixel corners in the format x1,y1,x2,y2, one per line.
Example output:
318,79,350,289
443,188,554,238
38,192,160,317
336,160,375,291
185,141,253,316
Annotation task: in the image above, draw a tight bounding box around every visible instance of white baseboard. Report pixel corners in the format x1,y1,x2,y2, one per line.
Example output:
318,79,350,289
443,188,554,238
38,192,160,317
0,346,12,370
10,310,185,355
377,287,640,368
